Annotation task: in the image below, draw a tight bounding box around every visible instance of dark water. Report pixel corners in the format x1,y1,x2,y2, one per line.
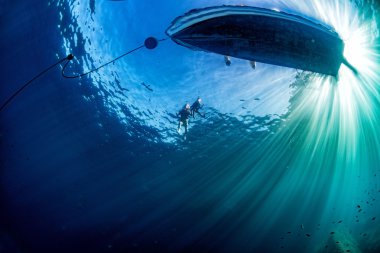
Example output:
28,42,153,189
1,0,380,252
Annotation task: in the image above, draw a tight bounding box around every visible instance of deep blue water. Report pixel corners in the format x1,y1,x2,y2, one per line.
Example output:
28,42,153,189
1,0,380,252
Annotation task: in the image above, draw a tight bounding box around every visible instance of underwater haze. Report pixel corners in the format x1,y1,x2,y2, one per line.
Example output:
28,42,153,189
1,0,380,252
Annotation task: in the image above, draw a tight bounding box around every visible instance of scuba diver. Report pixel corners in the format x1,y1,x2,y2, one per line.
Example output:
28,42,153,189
190,97,205,118
177,103,191,136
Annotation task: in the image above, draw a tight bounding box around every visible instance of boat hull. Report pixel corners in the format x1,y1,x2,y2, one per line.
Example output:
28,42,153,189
166,6,345,76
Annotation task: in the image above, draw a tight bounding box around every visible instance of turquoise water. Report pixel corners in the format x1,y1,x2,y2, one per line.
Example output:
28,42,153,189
1,0,379,252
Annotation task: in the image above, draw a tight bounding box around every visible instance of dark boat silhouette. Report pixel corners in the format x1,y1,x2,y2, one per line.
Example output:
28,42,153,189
166,5,353,76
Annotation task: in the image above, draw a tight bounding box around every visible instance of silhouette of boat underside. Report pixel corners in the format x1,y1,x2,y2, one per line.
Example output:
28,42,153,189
166,6,347,76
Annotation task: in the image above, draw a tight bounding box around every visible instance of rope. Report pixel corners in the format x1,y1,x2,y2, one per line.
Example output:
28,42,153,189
0,37,167,112
61,44,145,78
62,38,167,79
0,57,69,112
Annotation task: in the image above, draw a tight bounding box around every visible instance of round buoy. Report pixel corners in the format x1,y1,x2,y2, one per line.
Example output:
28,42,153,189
67,53,74,60
144,37,158,49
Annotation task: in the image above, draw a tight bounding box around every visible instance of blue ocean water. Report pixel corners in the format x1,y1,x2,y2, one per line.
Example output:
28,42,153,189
1,0,380,252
